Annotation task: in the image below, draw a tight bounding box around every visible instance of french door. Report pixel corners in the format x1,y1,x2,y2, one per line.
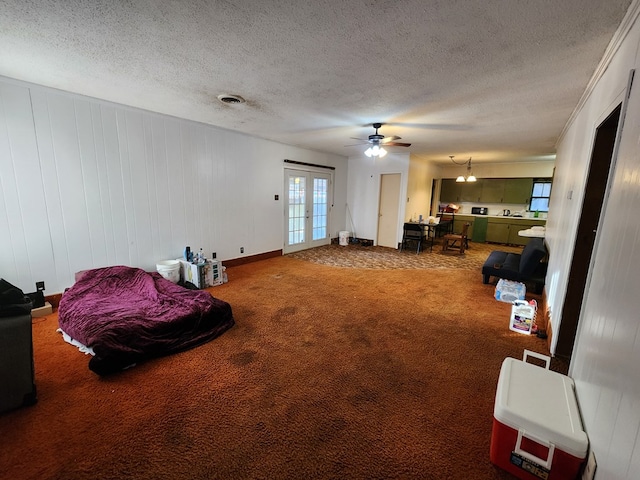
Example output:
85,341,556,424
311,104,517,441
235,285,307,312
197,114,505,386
284,169,332,254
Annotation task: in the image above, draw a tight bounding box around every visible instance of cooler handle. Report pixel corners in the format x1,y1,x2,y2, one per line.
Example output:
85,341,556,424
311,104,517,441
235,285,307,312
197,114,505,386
522,349,550,369
515,428,555,470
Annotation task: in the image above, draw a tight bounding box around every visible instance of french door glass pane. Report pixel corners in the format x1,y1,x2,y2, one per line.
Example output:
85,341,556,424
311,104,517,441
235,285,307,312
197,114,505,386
288,176,306,245
312,178,328,241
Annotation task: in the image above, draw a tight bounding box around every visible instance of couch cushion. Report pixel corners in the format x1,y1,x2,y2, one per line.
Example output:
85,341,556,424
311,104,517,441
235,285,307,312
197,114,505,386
519,238,547,277
482,251,522,282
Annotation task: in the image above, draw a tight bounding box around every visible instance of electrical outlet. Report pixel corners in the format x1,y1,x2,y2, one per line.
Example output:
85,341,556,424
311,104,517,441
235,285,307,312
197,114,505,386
240,247,244,254
36,281,45,291
582,449,597,480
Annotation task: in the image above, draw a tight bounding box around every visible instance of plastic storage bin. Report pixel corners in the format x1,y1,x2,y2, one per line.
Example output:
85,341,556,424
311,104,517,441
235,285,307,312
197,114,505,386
156,260,181,283
490,351,588,479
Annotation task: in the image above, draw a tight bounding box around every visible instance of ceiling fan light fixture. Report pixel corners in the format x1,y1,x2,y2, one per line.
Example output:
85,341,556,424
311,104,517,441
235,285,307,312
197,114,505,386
364,144,387,158
466,174,477,182
358,123,409,158
456,175,466,183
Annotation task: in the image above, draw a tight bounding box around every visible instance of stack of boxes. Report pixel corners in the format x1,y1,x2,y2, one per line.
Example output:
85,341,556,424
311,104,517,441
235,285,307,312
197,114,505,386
177,259,224,289
177,247,225,289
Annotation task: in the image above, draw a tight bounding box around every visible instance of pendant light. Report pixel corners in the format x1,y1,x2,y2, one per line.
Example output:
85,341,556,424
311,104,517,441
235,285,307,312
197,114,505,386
451,156,476,182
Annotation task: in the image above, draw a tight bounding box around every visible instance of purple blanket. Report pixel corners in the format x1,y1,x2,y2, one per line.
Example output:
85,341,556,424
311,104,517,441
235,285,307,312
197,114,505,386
58,266,234,375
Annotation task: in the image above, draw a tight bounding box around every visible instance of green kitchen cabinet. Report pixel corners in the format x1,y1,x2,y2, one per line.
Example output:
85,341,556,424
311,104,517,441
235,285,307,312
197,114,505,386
503,178,533,204
440,179,460,202
486,219,510,244
441,177,544,206
452,215,474,238
481,179,505,203
459,179,484,202
485,218,546,245
507,219,547,246
471,216,488,243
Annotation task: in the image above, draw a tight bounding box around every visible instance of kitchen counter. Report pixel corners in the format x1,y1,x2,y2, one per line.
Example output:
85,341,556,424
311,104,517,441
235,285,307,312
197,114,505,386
450,214,546,245
458,213,546,220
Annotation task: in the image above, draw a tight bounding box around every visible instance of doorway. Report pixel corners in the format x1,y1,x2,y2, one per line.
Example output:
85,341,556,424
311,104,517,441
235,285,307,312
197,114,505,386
377,173,401,248
554,103,622,359
283,169,332,254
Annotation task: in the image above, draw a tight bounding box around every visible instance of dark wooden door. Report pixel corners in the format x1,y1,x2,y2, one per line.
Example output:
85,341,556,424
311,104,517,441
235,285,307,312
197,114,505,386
554,103,622,359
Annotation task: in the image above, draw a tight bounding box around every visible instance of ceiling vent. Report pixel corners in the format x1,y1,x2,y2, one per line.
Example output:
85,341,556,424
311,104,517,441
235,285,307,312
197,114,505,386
217,94,246,104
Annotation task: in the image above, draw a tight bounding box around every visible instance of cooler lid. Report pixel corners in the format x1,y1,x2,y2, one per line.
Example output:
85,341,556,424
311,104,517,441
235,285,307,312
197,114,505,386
494,357,588,458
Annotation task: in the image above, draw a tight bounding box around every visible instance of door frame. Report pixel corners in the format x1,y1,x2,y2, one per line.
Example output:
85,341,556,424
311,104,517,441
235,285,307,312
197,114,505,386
283,167,334,254
377,173,402,248
555,69,634,360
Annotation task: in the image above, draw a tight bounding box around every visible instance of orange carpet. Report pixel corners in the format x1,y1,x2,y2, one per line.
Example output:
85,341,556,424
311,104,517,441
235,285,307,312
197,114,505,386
0,254,552,479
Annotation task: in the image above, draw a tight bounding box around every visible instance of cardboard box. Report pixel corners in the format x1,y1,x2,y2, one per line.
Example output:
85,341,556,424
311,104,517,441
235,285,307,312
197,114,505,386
177,259,223,288
178,260,206,288
490,355,588,479
208,259,223,286
31,301,53,318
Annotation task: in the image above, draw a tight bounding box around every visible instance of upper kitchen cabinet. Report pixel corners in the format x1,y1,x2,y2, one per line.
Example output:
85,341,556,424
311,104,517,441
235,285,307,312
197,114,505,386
440,177,547,205
441,178,485,202
440,178,461,203
480,179,505,203
459,179,484,202
503,178,533,204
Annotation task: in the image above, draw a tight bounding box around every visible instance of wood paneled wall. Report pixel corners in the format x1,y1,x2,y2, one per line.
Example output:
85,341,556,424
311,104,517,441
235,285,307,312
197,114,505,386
0,78,347,294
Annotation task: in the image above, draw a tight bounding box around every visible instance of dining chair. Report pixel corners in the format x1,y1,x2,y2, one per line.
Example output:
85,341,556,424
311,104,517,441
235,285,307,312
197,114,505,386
442,222,470,254
400,223,425,254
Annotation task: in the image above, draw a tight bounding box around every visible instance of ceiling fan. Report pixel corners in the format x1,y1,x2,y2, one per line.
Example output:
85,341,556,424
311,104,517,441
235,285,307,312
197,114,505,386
348,123,411,157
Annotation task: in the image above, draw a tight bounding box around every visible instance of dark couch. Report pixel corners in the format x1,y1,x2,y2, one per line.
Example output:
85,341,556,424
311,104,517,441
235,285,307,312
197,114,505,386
482,237,548,293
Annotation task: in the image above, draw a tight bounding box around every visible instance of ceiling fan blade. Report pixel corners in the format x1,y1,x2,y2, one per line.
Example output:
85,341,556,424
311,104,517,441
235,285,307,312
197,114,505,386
381,136,401,143
385,142,411,147
384,122,471,131
344,142,369,147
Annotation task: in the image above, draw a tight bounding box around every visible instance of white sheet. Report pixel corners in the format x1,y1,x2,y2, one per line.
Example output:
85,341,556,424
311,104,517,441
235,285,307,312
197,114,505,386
56,328,95,356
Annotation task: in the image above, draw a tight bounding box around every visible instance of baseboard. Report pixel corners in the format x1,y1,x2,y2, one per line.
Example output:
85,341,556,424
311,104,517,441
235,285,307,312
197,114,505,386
44,293,63,309
43,251,283,308
541,288,553,351
223,249,282,267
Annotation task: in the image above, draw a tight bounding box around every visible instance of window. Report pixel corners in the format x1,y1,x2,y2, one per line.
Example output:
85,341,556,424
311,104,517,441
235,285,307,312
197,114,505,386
530,179,552,212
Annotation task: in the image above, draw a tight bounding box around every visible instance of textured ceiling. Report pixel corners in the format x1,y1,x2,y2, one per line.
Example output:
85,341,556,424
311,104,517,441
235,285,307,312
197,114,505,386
0,0,633,163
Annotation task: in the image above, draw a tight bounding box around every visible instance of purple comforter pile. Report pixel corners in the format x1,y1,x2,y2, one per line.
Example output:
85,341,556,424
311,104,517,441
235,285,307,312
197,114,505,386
58,265,234,375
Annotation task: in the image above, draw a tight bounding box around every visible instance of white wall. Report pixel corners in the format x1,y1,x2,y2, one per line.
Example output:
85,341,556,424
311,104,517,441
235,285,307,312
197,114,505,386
0,77,347,294
548,2,640,478
407,156,442,220
346,152,409,245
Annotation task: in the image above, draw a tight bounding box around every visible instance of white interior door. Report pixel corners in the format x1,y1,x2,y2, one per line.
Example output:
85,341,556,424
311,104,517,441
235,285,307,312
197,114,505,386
284,169,331,254
377,173,401,248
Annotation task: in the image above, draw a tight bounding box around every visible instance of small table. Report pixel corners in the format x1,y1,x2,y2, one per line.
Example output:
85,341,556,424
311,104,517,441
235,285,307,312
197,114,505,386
408,222,447,252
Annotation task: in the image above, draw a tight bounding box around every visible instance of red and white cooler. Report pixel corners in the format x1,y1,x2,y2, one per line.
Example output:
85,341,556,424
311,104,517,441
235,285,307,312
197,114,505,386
490,351,589,480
